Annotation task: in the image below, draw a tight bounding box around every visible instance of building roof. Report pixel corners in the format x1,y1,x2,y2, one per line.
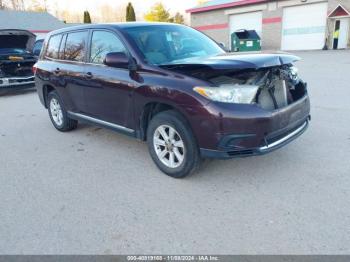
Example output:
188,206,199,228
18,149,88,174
328,4,350,17
186,0,268,13
0,10,67,32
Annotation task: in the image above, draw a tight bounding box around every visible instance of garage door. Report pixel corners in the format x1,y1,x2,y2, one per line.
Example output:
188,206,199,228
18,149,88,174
281,3,328,50
229,11,263,37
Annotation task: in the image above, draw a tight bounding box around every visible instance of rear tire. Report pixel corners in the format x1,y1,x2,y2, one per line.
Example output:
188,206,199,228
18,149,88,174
147,110,200,178
47,90,77,132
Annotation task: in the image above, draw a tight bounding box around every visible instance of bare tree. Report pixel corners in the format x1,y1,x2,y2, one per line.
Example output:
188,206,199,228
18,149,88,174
55,9,83,23
97,4,126,23
43,0,126,24
28,0,48,12
0,0,5,9
10,0,25,10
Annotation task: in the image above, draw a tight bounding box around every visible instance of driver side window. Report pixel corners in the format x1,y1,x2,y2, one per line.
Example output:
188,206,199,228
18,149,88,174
90,31,126,64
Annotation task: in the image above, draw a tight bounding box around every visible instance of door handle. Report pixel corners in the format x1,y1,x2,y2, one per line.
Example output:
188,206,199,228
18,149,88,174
53,68,60,75
85,72,93,79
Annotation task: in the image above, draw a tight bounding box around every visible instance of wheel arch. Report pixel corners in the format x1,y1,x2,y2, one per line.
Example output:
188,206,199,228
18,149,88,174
138,101,193,141
43,84,56,108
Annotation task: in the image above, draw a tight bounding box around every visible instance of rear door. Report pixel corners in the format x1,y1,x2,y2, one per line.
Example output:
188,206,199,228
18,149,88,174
42,34,66,100
59,30,89,113
83,29,135,128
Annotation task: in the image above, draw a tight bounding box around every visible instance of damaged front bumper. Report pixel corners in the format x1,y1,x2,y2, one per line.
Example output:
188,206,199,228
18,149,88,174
0,76,35,89
198,93,311,159
200,117,309,159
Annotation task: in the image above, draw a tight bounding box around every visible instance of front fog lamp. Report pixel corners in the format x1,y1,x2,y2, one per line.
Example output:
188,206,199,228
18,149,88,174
194,84,259,104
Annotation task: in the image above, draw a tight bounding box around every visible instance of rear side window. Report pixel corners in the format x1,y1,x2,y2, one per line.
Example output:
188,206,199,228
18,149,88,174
90,31,126,64
64,31,88,62
45,34,62,59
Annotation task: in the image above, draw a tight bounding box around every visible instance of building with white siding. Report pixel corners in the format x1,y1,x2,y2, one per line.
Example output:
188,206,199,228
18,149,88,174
187,0,350,51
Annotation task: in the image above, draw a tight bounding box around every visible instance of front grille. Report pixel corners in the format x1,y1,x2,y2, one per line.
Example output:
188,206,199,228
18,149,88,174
9,76,34,83
227,149,254,156
0,76,34,87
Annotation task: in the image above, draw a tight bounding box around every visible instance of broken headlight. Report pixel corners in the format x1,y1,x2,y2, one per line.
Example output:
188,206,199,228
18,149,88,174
194,84,259,104
289,66,299,85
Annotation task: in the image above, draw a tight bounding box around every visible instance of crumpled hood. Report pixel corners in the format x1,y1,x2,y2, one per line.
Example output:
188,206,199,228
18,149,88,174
161,52,300,70
0,29,36,52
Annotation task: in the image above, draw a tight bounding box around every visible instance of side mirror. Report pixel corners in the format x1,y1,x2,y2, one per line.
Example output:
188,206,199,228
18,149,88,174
104,52,129,68
218,42,228,52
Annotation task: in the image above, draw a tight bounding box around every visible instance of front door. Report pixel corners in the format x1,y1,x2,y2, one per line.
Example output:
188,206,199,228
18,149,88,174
83,30,135,128
338,18,350,49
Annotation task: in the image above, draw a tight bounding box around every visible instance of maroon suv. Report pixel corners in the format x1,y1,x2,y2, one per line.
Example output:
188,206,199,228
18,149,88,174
34,23,310,178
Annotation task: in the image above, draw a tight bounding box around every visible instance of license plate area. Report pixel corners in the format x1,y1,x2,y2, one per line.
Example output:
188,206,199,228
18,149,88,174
0,76,34,87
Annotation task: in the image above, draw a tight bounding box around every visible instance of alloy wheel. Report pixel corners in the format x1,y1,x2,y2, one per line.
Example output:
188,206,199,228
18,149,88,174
50,98,63,126
153,125,185,168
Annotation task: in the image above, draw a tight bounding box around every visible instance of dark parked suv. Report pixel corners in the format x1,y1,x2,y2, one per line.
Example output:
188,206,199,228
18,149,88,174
0,29,37,93
34,23,310,178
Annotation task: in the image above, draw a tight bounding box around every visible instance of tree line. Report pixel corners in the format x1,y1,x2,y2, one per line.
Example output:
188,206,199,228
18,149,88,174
0,0,47,11
83,2,184,24
0,0,185,25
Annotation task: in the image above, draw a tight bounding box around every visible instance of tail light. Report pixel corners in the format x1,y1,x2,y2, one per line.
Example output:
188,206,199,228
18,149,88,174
32,64,37,75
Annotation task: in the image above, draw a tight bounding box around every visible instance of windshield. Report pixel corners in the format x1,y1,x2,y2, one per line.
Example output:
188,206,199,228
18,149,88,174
124,24,225,65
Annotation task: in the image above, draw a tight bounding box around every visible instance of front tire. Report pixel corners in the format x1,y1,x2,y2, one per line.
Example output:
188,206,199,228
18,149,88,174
47,90,77,132
147,110,200,178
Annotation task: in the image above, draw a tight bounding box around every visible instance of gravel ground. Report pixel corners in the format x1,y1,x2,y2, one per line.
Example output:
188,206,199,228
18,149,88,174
0,50,349,254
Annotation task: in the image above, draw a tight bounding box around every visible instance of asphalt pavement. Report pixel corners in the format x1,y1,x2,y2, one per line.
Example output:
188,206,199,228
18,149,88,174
0,50,349,254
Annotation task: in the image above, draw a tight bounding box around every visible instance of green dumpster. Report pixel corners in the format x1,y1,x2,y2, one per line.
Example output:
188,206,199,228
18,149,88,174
231,30,261,52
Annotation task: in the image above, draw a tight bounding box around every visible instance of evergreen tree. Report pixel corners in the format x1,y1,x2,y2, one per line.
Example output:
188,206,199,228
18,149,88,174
126,2,136,22
83,11,92,23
